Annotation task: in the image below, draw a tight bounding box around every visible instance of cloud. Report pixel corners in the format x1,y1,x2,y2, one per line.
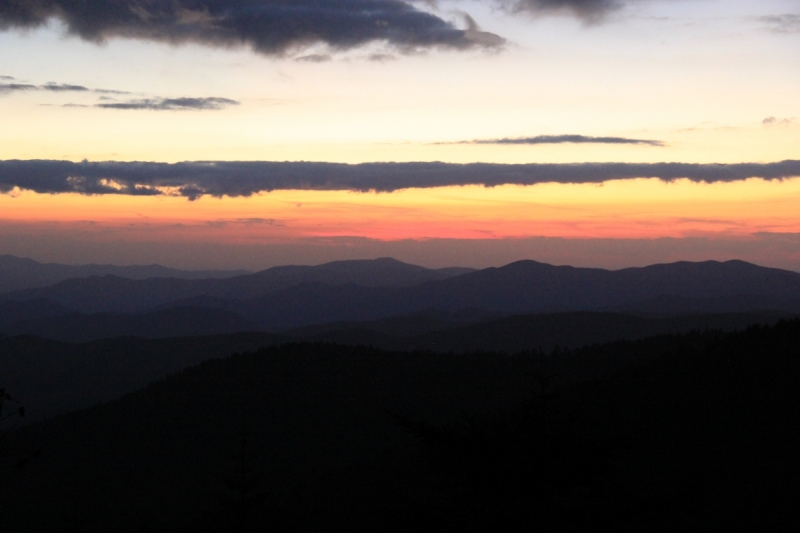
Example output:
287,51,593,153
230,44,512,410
760,14,800,34
0,76,236,110
367,53,397,62
763,116,795,126
0,0,504,55
2,159,800,200
0,75,15,80
294,54,332,63
96,97,239,111
94,88,134,95
452,134,664,146
497,0,624,23
0,83,38,94
41,82,90,92
1,81,98,94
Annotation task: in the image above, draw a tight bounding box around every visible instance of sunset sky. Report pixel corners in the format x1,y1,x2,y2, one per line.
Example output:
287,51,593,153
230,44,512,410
2,0,800,270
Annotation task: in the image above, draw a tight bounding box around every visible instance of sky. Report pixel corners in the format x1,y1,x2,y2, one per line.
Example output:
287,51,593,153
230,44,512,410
1,0,800,271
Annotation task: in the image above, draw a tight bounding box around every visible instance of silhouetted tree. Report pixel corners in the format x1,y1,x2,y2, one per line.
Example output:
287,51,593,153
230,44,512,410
0,387,28,475
1,386,28,518
214,430,267,533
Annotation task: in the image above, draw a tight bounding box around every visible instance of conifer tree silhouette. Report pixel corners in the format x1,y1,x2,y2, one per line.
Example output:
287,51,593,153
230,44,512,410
0,386,25,452
1,386,30,519
215,430,267,533
0,386,31,476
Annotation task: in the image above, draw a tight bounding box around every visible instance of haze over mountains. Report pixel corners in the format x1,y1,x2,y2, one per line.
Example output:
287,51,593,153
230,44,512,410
4,253,797,423
0,256,474,313
3,254,799,532
2,256,800,338
0,254,249,293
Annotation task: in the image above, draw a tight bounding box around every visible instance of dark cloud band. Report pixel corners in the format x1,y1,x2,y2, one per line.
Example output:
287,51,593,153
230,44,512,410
1,78,236,110
96,97,238,111
453,135,664,146
0,0,503,54
498,0,624,21
2,159,800,200
0,82,39,93
1,82,91,94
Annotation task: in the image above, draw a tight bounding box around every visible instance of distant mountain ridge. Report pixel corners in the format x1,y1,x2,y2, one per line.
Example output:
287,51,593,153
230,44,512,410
158,259,800,329
0,254,250,293
2,258,800,331
0,257,475,312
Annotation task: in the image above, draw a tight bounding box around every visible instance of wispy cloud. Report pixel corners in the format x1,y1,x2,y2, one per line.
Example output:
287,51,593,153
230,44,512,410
763,116,795,126
759,14,800,34
0,0,504,55
447,134,664,146
207,218,285,227
2,159,799,200
96,97,239,111
496,0,624,23
1,76,237,111
367,53,397,62
294,54,332,63
41,82,90,92
1,80,114,95
0,83,39,94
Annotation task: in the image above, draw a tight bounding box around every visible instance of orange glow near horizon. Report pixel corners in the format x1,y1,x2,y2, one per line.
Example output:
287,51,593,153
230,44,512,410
3,177,800,244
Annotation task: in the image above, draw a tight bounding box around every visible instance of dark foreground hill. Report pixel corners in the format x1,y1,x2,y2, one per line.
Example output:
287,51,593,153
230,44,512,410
1,311,789,424
0,254,248,293
0,332,285,422
297,310,793,353
3,322,799,532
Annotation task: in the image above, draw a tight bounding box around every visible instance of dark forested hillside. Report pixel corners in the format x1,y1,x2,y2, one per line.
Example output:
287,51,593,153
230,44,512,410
297,310,791,353
2,321,799,531
1,311,789,423
0,332,285,422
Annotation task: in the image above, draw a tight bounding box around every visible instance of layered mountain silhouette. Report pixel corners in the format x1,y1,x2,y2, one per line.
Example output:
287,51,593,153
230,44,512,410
2,258,799,333
122,259,800,328
0,257,474,313
4,307,259,343
0,254,249,293
0,298,73,330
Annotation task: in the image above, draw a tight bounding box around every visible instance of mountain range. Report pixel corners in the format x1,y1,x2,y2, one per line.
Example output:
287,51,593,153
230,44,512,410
0,254,249,293
3,255,799,532
0,256,474,313
2,257,800,336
